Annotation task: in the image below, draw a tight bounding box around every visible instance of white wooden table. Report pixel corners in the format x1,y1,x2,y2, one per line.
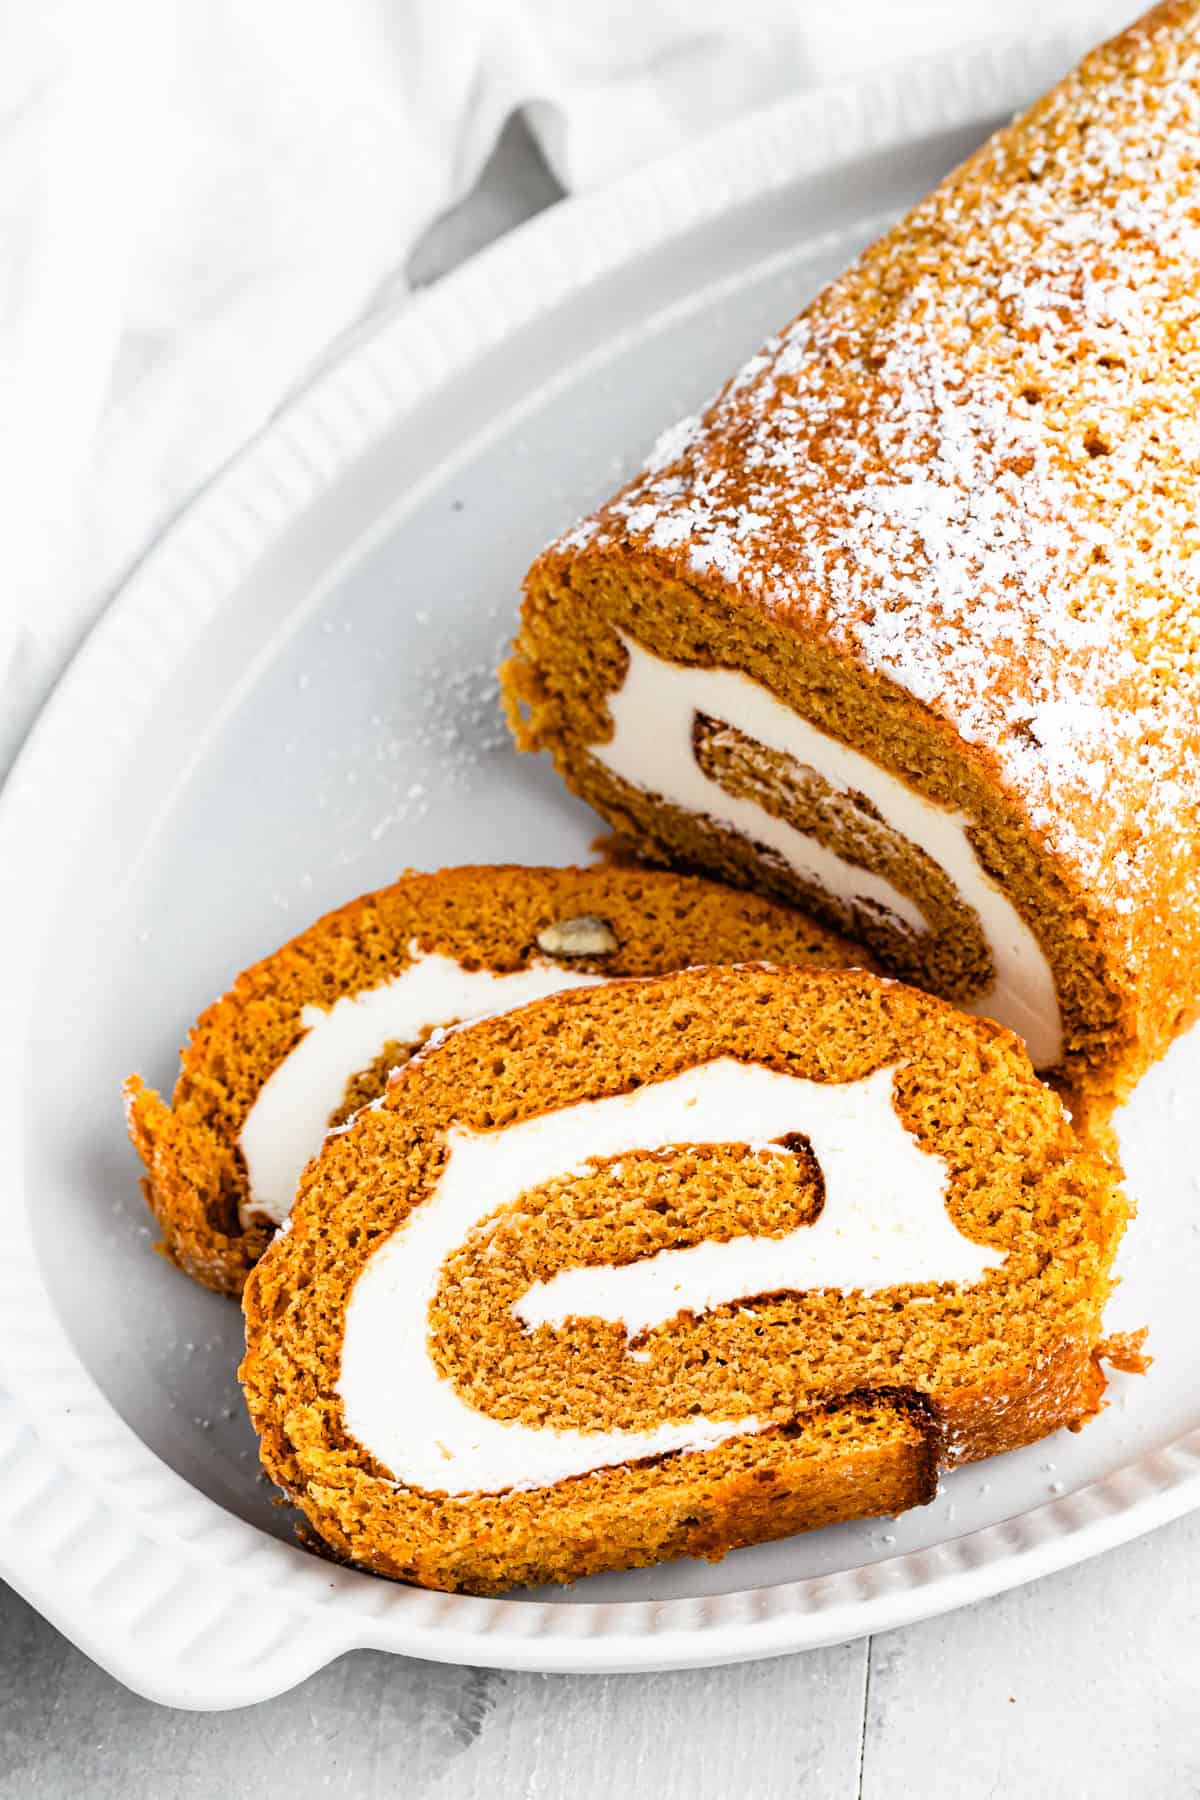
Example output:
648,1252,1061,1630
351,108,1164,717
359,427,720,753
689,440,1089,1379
3,115,1199,1799
3,1513,1198,1797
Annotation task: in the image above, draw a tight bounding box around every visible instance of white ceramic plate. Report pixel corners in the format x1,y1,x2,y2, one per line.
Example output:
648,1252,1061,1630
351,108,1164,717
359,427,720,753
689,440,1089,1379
3,34,1200,1710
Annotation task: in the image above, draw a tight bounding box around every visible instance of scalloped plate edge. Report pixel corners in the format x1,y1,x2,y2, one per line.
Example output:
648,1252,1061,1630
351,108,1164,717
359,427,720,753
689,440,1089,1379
5,29,1196,1708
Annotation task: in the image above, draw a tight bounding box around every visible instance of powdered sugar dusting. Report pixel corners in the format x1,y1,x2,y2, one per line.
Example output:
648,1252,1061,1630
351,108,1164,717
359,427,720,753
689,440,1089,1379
644,413,703,474
553,7,1200,936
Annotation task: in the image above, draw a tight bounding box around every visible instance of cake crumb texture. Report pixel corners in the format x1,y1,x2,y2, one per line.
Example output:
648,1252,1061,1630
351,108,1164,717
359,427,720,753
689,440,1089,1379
504,2,1200,1100
126,864,868,1294
241,965,1126,1595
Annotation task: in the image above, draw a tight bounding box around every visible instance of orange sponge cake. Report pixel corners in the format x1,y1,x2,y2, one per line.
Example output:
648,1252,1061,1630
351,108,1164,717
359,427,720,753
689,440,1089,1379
125,865,867,1295
502,2,1200,1100
241,966,1126,1595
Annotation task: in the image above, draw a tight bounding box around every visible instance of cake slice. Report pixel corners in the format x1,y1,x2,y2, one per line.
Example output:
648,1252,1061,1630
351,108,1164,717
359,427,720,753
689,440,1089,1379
241,964,1126,1595
125,864,867,1295
502,2,1200,1101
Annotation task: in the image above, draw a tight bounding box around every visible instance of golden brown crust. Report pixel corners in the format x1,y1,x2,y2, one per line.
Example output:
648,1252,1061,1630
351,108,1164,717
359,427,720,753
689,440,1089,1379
241,965,1126,1594
256,1395,941,1593
124,1077,273,1292
503,2,1200,1099
126,864,869,1295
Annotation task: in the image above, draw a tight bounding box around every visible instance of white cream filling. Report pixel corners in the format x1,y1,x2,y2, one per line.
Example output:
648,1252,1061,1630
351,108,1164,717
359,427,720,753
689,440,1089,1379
591,636,1062,1068
337,1058,1003,1495
238,950,607,1228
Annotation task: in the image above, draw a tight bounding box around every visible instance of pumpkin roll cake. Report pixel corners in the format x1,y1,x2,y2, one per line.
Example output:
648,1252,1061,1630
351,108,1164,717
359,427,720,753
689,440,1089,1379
502,2,1200,1099
125,864,866,1295
241,966,1126,1594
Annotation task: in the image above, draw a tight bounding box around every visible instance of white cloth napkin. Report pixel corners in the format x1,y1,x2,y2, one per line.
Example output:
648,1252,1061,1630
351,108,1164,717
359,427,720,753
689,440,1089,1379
4,0,1135,778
